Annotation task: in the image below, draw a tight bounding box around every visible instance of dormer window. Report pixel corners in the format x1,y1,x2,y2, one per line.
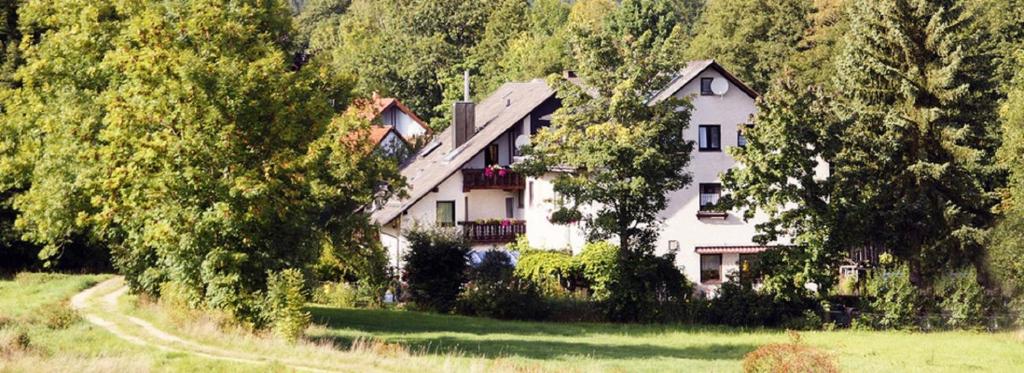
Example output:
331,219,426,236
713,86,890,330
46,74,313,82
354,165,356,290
700,78,714,96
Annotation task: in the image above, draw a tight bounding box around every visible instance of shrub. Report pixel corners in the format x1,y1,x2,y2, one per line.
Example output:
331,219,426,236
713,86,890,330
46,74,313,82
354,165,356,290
935,267,991,329
456,251,549,320
861,263,925,330
264,269,311,343
37,302,79,329
577,242,619,301
987,214,1024,319
706,275,816,328
0,327,31,356
403,227,470,313
742,331,838,373
313,282,359,308
514,248,583,296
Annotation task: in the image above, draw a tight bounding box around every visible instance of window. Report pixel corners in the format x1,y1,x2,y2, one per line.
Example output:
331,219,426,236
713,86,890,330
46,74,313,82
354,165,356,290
517,189,524,208
700,78,714,95
699,125,721,151
505,197,515,219
485,144,499,166
739,253,760,283
700,254,722,283
737,124,753,148
699,183,721,211
436,201,455,227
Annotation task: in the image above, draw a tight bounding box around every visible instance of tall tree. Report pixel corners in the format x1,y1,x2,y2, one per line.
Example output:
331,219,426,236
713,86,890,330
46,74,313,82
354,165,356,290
320,0,493,127
722,76,841,296
831,0,1002,280
518,0,693,254
2,0,400,323
687,0,813,93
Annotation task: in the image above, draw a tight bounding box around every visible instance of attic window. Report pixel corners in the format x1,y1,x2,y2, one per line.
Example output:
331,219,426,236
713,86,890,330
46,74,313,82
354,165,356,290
701,78,714,95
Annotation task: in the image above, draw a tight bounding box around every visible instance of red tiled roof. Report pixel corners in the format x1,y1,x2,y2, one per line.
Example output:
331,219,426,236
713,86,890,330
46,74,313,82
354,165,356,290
695,245,769,254
347,94,431,134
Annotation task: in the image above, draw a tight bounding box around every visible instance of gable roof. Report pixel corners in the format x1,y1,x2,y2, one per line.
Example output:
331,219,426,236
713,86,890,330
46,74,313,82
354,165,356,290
371,79,556,225
349,94,432,135
649,60,759,103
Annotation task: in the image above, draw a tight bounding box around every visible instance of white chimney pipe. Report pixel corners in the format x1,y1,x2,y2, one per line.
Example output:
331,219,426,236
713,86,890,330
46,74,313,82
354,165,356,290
463,70,470,102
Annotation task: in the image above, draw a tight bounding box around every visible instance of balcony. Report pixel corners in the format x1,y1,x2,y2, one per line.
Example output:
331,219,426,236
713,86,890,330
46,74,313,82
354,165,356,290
459,220,526,244
462,168,525,192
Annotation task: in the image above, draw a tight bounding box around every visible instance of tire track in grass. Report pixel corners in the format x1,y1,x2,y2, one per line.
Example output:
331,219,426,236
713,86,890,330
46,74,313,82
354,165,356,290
72,277,356,373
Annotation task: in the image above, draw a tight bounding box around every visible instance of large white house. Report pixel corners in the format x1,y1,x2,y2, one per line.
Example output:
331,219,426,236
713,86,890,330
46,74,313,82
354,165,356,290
371,60,818,291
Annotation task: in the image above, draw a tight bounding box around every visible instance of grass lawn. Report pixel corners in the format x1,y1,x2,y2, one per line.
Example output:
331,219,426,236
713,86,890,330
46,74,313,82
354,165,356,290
3,273,1023,372
306,306,1024,372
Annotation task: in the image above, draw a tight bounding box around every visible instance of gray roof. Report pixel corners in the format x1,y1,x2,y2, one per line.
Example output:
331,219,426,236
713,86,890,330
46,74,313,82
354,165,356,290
371,79,556,225
649,60,759,103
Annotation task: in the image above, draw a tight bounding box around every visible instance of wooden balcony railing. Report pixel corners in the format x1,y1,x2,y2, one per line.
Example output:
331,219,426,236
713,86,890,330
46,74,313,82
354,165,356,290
459,220,526,244
462,168,526,192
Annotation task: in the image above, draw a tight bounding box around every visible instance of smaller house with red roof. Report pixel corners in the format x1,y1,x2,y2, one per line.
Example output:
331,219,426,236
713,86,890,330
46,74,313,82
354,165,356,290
349,93,432,162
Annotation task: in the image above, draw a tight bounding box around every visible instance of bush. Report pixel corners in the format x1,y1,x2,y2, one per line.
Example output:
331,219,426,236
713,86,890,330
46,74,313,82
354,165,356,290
742,331,838,373
513,242,583,296
0,327,31,356
987,214,1024,320
264,269,310,343
404,228,470,313
706,275,817,328
37,302,80,330
313,282,359,308
456,251,549,320
860,263,925,330
577,242,619,301
935,267,991,329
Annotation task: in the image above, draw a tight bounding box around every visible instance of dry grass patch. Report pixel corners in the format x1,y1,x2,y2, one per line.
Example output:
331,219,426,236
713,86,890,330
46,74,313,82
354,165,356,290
743,331,839,373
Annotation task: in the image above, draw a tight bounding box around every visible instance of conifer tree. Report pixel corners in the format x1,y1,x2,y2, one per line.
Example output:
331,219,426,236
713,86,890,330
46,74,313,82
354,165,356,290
829,0,1001,280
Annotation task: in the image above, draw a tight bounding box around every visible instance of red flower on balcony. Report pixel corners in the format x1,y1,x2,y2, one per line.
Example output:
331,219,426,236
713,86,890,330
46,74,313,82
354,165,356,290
498,168,507,177
483,167,494,178
500,219,511,227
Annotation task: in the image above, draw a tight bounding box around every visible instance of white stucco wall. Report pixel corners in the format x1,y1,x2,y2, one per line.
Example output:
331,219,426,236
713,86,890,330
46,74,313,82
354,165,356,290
523,174,587,252
383,107,427,139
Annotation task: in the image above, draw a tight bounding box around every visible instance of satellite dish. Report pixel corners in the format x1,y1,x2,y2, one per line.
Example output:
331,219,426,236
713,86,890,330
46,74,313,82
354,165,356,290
710,78,730,96
514,134,530,149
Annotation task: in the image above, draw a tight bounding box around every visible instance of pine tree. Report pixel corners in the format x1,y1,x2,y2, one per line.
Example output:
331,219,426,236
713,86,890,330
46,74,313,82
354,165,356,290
831,0,1001,280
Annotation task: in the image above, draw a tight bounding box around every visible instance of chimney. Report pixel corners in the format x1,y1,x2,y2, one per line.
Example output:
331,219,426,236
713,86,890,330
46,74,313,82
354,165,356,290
453,70,475,148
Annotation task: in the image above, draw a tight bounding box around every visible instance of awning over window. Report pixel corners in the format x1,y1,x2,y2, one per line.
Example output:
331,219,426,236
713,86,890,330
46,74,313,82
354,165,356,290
695,245,769,254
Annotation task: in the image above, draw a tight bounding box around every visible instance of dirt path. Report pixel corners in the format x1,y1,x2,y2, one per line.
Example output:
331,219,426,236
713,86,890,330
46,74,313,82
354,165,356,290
71,277,345,373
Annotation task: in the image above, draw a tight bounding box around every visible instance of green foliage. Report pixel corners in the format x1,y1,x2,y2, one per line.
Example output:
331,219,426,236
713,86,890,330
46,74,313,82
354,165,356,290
312,281,359,308
705,277,815,328
456,251,549,320
687,0,814,93
722,76,841,296
518,0,694,252
264,269,311,343
829,0,1001,279
513,247,583,295
0,0,400,325
987,214,1024,304
935,267,991,329
861,264,925,330
576,242,619,301
403,227,470,313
